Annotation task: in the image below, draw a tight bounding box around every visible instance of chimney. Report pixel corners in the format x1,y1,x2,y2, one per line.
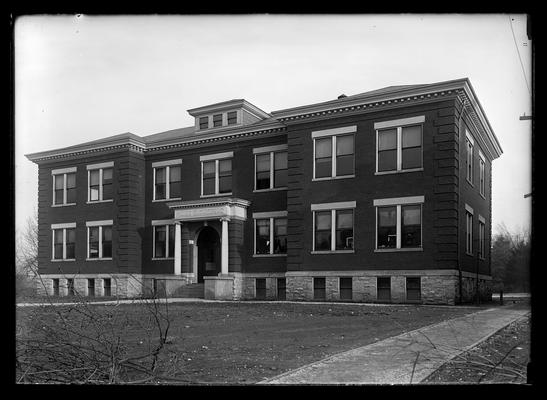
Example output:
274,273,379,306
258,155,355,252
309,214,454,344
337,94,347,99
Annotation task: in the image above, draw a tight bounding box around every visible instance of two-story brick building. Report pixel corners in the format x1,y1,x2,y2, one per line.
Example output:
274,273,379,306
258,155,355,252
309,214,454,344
26,78,502,304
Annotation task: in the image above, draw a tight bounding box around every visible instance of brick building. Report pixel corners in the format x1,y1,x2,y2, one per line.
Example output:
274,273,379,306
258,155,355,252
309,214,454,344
26,78,502,304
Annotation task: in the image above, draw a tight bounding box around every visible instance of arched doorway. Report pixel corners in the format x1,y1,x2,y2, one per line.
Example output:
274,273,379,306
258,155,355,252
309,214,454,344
196,226,221,283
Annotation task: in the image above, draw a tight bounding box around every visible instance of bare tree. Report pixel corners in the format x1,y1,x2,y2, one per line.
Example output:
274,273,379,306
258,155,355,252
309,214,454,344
15,210,39,299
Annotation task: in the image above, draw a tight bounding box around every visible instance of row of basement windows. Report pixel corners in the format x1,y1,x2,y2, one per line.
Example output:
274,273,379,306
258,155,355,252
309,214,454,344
51,117,430,205
254,276,422,302
52,278,112,297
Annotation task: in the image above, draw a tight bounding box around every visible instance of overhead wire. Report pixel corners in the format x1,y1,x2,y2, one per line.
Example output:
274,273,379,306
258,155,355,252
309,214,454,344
508,15,531,97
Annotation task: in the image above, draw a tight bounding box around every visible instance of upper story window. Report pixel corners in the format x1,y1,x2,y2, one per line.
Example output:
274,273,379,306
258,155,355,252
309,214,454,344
311,201,355,253
152,159,182,201
254,144,288,191
199,117,209,130
466,131,474,185
51,167,76,206
86,220,113,260
375,115,424,174
213,113,223,127
478,215,486,259
87,162,113,203
465,204,473,255
227,111,237,125
200,152,233,196
374,196,424,251
479,150,486,197
312,126,356,180
253,211,287,255
51,223,76,261
152,221,175,259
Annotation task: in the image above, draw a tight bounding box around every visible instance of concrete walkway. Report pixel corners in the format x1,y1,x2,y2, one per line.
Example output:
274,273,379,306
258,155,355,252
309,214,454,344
260,307,530,385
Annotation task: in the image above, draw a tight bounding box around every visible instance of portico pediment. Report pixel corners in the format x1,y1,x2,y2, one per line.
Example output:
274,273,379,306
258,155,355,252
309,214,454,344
168,197,250,222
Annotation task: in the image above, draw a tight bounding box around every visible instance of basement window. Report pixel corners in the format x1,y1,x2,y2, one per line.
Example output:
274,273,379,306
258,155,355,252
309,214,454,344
313,277,326,300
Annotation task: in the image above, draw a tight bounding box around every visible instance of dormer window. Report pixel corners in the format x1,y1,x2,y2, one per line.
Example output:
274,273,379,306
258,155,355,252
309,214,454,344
213,114,223,127
188,99,271,132
199,117,208,130
227,111,237,125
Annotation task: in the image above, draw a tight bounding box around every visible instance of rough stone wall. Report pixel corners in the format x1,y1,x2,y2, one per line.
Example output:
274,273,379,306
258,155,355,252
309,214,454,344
286,276,313,301
422,275,458,305
325,277,339,301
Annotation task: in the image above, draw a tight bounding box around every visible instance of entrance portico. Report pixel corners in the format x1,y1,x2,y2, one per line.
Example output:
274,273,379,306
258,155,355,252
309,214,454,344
168,197,250,299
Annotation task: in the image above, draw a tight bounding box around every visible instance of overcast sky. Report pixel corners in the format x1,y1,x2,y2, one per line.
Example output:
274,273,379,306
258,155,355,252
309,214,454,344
14,14,532,237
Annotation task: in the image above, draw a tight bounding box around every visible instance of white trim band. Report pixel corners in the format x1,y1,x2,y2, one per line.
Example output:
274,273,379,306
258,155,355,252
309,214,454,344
152,159,182,168
478,149,485,161
465,204,474,214
252,211,288,219
311,201,356,211
253,144,288,154
374,115,425,130
51,222,76,229
151,219,175,226
311,125,357,139
86,219,114,227
199,151,234,162
466,129,475,146
87,161,114,170
478,215,486,224
51,167,76,175
373,195,425,206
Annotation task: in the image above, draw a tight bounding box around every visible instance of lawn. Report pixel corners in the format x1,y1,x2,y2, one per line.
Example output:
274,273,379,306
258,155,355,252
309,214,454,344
16,300,488,384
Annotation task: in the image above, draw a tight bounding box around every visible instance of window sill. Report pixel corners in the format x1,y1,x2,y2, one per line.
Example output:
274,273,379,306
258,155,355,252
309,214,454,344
153,197,182,203
253,187,288,193
374,248,423,253
253,253,287,258
311,250,355,254
152,257,175,261
375,168,423,176
86,258,113,261
200,192,233,198
51,259,76,262
312,175,355,182
51,203,76,208
87,199,113,204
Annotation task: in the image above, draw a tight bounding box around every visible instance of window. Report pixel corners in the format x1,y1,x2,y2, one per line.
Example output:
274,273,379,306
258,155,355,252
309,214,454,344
277,278,286,300
479,151,486,196
478,217,485,259
466,132,474,184
254,146,288,190
87,162,114,202
200,153,233,196
51,224,76,260
406,277,421,301
87,221,113,260
153,224,176,259
227,111,237,125
199,116,209,130
213,113,222,127
153,160,182,201
313,277,326,300
375,116,424,173
256,278,266,299
88,279,95,297
53,279,60,296
313,129,355,179
67,279,75,296
52,168,76,206
340,277,353,301
104,278,111,296
312,202,355,252
253,212,287,255
377,277,391,301
466,207,473,255
374,196,424,250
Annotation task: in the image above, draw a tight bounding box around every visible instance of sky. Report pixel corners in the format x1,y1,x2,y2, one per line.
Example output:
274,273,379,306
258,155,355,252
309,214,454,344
14,14,532,237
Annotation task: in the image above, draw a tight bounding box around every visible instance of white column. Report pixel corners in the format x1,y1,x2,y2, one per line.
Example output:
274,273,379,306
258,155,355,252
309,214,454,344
174,222,182,275
220,217,230,275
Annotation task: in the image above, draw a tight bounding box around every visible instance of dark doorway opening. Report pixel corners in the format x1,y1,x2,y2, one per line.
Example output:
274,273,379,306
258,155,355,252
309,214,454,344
197,226,221,283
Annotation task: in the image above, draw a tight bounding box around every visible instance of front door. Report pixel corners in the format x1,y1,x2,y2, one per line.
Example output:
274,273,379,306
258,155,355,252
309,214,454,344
197,226,221,283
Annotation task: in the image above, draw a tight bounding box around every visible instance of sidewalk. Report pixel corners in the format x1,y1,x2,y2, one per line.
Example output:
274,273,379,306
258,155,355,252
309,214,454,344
260,306,530,385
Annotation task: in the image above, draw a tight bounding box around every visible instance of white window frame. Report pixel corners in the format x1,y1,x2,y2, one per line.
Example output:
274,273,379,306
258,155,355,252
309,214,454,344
253,144,289,191
252,211,288,256
466,131,474,185
465,204,474,255
200,152,234,197
312,126,356,181
51,167,77,207
374,196,424,251
87,162,114,203
51,222,76,261
86,220,113,260
311,201,356,253
374,116,425,175
479,150,486,197
152,222,175,260
152,159,183,202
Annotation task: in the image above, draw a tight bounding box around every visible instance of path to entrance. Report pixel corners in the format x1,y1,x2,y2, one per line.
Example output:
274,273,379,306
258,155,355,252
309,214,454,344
260,307,530,385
